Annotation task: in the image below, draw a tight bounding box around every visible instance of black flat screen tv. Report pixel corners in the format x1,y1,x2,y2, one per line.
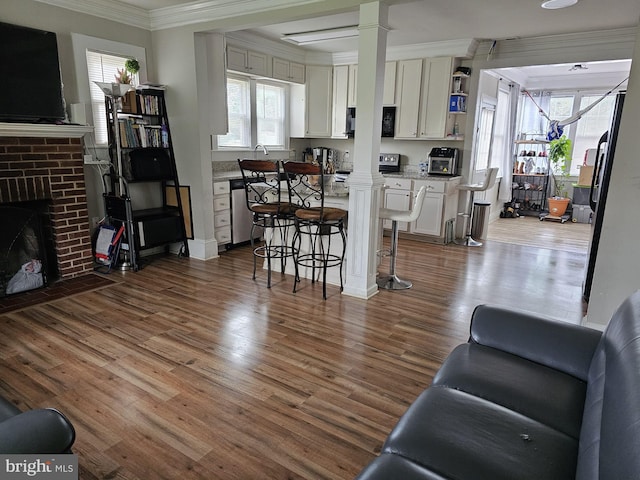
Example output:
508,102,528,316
0,21,65,123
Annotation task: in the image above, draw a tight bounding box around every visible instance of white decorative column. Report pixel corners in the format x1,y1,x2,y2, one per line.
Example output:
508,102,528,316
343,1,388,299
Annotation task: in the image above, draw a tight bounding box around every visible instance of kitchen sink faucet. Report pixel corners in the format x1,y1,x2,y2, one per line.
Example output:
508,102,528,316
253,144,269,159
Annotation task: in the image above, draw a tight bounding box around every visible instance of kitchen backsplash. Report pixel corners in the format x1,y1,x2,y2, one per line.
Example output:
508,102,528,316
211,137,462,175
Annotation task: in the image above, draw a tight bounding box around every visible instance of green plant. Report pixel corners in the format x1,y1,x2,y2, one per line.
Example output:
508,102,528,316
125,58,140,75
114,68,131,84
548,136,572,198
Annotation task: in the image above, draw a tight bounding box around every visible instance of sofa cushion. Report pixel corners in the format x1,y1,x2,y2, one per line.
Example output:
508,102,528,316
355,453,448,480
382,386,578,480
433,343,587,438
577,291,640,480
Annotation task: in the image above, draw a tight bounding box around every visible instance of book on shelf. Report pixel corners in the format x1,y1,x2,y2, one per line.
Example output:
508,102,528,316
118,118,165,148
139,95,161,115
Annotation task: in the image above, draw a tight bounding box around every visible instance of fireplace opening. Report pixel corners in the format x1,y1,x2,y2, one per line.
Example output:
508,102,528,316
0,201,58,297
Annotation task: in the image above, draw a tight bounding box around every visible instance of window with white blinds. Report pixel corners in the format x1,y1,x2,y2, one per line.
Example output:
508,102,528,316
216,74,287,150
86,50,138,145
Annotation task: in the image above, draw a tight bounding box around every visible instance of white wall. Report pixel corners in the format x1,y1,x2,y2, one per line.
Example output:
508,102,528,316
2,0,154,229
585,24,640,328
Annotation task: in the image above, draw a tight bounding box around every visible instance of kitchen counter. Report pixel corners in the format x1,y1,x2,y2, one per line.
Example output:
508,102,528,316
383,172,461,181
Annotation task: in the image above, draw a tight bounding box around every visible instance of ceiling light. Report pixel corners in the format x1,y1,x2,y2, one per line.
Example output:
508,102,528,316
281,26,359,46
541,0,578,9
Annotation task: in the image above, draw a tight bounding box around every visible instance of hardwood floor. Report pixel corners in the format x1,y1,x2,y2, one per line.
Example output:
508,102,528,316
487,215,591,254
0,230,589,479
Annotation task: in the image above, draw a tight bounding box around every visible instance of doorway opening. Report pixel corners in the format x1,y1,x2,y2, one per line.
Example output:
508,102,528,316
479,59,631,253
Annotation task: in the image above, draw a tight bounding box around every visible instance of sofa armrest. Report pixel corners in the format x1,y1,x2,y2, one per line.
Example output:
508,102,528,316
0,408,75,454
469,304,602,381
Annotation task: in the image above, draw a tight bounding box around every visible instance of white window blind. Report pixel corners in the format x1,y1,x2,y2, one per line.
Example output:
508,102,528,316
86,50,138,144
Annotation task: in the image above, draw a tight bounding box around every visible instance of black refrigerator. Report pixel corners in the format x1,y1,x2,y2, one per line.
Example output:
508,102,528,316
583,91,625,302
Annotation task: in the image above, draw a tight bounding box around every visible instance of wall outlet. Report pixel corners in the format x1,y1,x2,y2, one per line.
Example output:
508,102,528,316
83,154,93,164
91,216,101,228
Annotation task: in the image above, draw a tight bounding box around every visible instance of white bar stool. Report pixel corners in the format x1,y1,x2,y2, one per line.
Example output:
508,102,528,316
454,167,499,247
377,186,428,290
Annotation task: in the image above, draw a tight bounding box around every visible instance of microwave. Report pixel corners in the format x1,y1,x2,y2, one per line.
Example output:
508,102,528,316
346,106,396,138
428,147,458,176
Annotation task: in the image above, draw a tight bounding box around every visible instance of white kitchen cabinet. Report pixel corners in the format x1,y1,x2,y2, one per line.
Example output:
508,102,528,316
394,59,423,139
347,64,358,107
331,65,349,138
418,56,453,139
226,46,268,76
304,65,333,138
347,62,396,108
411,177,461,241
213,181,231,249
383,61,397,105
383,177,412,231
413,193,444,236
272,57,305,83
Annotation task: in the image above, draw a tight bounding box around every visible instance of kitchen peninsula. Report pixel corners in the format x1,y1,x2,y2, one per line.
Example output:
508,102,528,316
216,171,458,291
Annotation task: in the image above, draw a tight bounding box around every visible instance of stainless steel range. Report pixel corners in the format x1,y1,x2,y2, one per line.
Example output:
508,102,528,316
379,153,401,173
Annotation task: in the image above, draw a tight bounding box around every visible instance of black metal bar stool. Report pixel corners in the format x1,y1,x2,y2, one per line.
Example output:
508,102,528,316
455,167,499,247
282,160,347,300
377,185,427,290
238,159,295,287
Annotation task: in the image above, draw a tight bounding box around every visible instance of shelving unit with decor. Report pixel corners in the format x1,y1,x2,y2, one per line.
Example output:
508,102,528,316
511,137,550,216
447,67,470,140
103,87,190,271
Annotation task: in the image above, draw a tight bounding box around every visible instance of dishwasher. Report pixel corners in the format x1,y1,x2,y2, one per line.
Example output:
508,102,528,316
230,178,262,246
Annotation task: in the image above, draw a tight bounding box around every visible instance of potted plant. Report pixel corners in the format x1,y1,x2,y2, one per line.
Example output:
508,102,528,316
547,135,572,217
114,59,140,85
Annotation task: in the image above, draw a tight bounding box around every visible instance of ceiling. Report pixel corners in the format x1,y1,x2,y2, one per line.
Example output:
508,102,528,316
45,0,640,87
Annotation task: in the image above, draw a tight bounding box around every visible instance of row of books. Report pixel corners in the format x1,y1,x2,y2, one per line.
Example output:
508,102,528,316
139,94,162,115
120,90,164,115
118,118,167,148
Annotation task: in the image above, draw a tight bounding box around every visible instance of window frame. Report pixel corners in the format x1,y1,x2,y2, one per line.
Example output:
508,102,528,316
214,73,290,152
71,33,147,146
541,90,615,176
86,50,141,145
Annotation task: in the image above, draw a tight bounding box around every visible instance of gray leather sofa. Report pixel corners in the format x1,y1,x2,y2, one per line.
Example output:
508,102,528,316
356,291,640,480
0,397,75,453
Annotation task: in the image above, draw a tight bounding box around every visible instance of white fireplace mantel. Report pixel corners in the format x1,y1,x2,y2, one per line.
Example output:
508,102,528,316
0,122,93,138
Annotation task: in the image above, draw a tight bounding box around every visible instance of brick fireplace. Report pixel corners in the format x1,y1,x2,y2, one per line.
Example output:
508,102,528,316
0,127,94,280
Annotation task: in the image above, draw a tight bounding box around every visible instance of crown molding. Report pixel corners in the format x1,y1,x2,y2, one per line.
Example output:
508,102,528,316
35,0,151,30
35,0,331,31
150,0,323,30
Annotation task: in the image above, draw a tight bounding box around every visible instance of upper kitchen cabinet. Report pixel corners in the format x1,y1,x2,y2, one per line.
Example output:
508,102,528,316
347,65,358,108
395,56,454,140
226,46,268,76
347,62,397,108
418,56,453,139
290,65,333,138
332,65,349,138
383,61,397,106
394,58,423,139
272,57,305,84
